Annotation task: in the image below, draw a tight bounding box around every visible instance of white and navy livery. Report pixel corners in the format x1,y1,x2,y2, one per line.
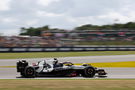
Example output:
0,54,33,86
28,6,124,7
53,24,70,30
17,58,107,78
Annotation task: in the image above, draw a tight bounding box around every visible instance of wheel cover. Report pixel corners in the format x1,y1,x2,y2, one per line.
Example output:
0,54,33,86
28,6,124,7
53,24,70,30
26,68,34,75
87,68,94,74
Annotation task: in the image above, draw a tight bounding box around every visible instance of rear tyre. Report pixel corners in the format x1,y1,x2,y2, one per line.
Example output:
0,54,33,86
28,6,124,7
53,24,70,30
82,67,96,78
24,66,35,78
20,72,25,77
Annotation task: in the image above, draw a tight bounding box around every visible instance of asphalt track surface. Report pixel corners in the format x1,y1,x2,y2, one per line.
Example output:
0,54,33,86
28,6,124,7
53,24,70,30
0,55,135,66
0,68,135,79
0,55,135,79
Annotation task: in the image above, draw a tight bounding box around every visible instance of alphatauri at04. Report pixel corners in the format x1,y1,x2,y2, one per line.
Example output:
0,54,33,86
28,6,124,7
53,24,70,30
17,58,107,78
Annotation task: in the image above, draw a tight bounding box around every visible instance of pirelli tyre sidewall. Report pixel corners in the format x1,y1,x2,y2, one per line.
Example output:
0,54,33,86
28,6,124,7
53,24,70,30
82,67,96,78
24,66,36,78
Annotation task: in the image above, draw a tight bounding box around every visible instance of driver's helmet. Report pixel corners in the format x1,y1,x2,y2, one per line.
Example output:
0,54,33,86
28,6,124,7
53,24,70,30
53,58,58,65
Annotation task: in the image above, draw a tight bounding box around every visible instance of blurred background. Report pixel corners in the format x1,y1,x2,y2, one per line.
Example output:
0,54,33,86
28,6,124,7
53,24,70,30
0,23,135,47
1,0,135,48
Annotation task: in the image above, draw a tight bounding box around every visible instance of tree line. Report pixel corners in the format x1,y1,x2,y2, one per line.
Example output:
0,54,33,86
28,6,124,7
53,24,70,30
75,22,135,30
20,22,135,36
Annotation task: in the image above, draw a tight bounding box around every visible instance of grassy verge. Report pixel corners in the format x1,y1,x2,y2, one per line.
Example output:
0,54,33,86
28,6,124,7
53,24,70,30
0,51,135,59
0,80,135,90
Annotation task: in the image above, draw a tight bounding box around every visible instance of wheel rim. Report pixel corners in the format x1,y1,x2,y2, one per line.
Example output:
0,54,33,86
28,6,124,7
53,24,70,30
87,68,94,74
26,68,34,75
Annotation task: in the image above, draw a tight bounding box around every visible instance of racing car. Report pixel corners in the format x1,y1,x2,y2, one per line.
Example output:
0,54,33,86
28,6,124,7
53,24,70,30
17,58,107,78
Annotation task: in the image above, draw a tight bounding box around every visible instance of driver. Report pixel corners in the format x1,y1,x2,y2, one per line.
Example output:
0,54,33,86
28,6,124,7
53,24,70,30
53,58,58,67
54,58,58,64
53,58,63,67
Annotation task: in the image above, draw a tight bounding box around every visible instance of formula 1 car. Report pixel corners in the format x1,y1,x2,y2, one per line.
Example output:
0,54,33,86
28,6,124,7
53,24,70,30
17,58,107,78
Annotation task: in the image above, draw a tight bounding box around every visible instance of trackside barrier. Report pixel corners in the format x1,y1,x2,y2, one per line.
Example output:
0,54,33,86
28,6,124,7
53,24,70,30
0,46,135,52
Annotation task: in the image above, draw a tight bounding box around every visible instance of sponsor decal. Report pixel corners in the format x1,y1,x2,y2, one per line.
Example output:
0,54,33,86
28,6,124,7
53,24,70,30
96,48,106,50
73,48,84,50
85,48,96,50
28,48,43,51
45,48,57,51
59,48,71,51
0,48,10,51
12,48,27,51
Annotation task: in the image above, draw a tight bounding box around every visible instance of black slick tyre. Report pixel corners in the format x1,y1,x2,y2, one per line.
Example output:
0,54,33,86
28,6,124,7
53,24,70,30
24,66,35,78
82,67,96,78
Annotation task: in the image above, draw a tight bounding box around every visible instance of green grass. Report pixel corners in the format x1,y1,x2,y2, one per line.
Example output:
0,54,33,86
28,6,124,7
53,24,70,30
0,80,135,90
0,51,135,59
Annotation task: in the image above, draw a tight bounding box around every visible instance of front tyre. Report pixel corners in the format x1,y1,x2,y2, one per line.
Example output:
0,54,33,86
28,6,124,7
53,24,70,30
24,66,35,78
82,67,96,78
